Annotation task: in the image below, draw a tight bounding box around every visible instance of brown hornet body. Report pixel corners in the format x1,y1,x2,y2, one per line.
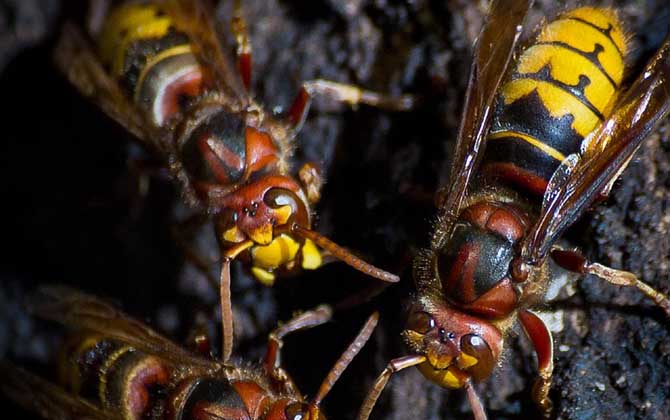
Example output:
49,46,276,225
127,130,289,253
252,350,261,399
55,0,411,362
359,1,670,419
0,287,378,420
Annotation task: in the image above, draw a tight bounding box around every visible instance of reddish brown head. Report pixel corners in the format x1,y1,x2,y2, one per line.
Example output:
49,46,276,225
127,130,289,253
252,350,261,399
215,175,311,246
403,299,503,388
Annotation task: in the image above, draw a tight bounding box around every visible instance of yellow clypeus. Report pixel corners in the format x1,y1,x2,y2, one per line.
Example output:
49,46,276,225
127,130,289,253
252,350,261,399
250,235,322,286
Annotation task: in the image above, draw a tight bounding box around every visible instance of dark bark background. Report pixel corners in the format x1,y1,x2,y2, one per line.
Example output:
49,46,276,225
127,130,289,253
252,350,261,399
1,0,669,419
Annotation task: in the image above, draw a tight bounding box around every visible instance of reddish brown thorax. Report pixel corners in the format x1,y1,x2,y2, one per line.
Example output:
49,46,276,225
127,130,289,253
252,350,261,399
264,399,291,420
181,115,282,199
460,201,527,242
168,377,306,420
242,127,281,179
436,201,529,318
231,380,270,418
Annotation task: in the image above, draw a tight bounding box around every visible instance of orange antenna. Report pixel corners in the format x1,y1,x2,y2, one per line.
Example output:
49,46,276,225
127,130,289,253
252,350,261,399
220,240,255,362
291,225,400,283
465,380,487,420
308,312,379,418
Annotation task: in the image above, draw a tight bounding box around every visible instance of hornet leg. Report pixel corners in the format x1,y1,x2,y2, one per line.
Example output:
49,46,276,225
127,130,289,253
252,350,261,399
519,309,554,418
231,0,252,91
552,249,670,317
287,79,416,131
264,305,333,394
357,355,426,420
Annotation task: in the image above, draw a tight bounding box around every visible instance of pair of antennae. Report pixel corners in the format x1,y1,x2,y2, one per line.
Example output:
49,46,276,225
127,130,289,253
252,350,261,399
356,354,487,420
220,225,398,361
262,306,379,419
309,312,379,417
292,225,400,283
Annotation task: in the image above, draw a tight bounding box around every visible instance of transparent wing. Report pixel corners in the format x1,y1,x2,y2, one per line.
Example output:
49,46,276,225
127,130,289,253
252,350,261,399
522,39,670,265
54,23,203,206
432,0,534,250
54,23,166,155
161,0,248,107
29,286,214,368
0,362,113,420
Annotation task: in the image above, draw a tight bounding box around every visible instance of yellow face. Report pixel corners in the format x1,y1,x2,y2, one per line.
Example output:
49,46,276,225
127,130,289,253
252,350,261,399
249,235,323,286
402,302,502,388
416,357,474,389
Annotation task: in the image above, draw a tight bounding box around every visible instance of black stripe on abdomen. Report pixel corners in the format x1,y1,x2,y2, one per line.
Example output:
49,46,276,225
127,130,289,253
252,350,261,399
491,89,584,158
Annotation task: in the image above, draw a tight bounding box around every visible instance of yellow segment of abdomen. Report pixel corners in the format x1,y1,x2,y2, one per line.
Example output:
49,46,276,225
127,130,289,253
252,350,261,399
501,79,601,137
501,7,627,136
515,44,616,116
99,3,173,77
539,10,626,85
483,7,628,196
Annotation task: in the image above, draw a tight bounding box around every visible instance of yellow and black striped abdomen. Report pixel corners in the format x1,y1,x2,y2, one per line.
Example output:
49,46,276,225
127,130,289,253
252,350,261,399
98,2,205,127
58,334,170,419
57,334,259,419
483,7,627,196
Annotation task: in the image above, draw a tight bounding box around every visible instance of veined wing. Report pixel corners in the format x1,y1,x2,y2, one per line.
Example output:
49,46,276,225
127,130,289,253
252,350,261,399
0,362,113,420
161,0,249,109
432,0,534,250
29,286,216,368
522,39,670,265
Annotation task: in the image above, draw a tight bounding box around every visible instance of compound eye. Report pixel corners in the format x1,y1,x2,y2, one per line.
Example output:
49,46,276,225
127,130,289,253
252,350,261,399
406,311,435,334
263,188,303,226
264,188,299,210
285,402,315,420
460,334,494,381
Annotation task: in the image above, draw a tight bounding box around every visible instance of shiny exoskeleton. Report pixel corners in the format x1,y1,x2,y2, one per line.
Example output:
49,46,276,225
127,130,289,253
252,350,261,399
96,3,320,277
55,0,410,362
56,333,314,420
359,3,670,420
412,9,628,387
483,7,627,195
0,287,378,420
